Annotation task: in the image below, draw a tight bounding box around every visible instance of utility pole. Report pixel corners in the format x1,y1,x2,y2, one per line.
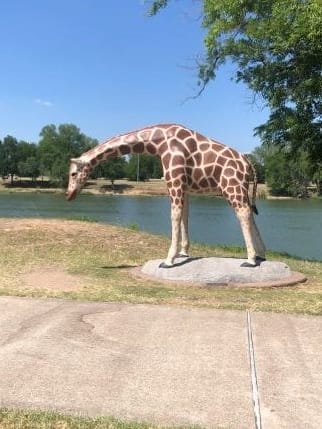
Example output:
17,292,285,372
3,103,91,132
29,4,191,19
136,154,140,182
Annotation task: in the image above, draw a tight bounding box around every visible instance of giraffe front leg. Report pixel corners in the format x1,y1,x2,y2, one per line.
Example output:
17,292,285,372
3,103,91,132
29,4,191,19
178,193,189,258
235,205,257,267
159,202,182,268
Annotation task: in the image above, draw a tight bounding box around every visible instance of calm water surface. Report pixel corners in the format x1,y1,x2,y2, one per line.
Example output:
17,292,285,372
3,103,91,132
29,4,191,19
0,192,321,261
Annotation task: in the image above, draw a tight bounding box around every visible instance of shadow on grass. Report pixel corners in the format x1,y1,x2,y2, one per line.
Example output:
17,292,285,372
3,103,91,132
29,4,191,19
101,264,140,269
97,183,134,193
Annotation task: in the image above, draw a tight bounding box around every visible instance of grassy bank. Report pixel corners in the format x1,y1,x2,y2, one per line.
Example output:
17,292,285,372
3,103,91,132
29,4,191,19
0,408,202,429
0,218,321,315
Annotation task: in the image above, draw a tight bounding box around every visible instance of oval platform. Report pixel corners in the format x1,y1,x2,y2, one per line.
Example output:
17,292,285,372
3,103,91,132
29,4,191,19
138,257,306,288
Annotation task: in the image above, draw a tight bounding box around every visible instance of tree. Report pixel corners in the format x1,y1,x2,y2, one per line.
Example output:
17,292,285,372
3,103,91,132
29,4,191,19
16,142,39,182
38,124,97,186
150,155,163,178
312,165,322,196
268,152,294,196
91,157,127,189
0,139,3,178
148,1,322,160
247,147,266,184
16,141,37,163
0,136,19,184
126,154,163,181
18,156,40,182
253,144,312,197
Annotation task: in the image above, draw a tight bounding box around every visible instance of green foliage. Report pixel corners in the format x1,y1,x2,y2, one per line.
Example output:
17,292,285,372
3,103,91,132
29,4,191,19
146,0,169,16
128,223,139,231
66,215,98,223
37,124,97,186
0,124,98,186
149,0,322,160
91,157,127,185
126,154,163,181
252,144,312,197
0,136,19,183
18,156,40,181
16,141,37,162
246,149,265,183
312,165,322,195
264,147,295,196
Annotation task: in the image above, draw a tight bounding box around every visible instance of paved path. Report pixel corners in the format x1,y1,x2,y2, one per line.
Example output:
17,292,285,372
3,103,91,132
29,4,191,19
0,296,321,428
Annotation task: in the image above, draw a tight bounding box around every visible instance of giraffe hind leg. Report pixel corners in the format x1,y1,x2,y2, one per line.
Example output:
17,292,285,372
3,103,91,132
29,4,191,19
177,193,189,258
240,211,266,267
160,200,183,268
251,215,266,261
235,205,258,267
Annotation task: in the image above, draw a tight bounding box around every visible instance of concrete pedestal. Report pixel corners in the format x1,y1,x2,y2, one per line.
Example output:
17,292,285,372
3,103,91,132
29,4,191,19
139,257,306,288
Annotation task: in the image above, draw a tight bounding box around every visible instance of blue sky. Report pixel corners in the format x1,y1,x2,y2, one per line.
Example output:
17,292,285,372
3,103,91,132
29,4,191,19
0,0,268,153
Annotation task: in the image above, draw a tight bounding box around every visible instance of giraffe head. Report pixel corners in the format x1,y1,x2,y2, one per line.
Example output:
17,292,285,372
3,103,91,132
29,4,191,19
66,158,90,201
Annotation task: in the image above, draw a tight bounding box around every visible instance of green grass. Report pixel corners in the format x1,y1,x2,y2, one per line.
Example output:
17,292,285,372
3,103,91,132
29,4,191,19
0,409,205,429
0,218,321,315
66,215,98,223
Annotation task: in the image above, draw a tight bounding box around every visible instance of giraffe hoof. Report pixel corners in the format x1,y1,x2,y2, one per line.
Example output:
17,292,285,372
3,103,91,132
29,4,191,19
177,253,189,258
256,256,266,263
240,261,257,268
159,262,174,269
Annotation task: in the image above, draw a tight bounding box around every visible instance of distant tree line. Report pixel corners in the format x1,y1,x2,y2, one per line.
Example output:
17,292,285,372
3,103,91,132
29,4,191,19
249,145,322,197
0,124,163,187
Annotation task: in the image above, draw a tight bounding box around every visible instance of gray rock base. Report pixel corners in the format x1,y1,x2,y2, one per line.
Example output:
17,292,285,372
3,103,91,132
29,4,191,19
140,257,306,288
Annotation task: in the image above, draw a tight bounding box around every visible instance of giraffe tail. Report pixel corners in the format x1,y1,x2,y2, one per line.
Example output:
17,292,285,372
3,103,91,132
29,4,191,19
248,158,259,215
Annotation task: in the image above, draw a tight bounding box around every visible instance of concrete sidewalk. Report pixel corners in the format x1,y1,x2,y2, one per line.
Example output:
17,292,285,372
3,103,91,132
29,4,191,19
0,296,321,428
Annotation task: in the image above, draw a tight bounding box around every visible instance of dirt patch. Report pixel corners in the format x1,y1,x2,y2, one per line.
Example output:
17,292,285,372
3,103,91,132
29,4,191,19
0,218,92,233
19,266,84,291
0,218,122,235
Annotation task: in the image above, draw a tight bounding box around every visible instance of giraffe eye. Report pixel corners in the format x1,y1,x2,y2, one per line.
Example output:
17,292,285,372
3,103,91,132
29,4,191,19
71,172,77,177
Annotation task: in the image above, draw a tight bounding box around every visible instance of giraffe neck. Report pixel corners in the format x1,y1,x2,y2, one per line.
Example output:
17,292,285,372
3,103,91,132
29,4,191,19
79,124,173,169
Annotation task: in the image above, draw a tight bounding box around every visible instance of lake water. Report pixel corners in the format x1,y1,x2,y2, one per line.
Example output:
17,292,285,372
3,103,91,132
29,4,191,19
0,192,321,261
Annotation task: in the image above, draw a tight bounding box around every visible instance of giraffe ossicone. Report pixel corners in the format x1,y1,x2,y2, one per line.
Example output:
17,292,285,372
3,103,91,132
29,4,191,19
66,123,266,267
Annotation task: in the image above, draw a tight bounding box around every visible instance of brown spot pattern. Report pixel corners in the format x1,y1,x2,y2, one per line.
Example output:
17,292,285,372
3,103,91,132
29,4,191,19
185,138,197,154
203,151,217,164
119,145,131,155
217,156,226,166
132,143,144,153
162,153,171,169
80,123,253,216
177,129,191,140
172,155,185,167
146,143,157,155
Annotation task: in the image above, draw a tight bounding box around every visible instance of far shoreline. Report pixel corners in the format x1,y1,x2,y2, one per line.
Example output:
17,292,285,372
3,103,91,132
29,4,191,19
0,178,306,200
0,178,169,197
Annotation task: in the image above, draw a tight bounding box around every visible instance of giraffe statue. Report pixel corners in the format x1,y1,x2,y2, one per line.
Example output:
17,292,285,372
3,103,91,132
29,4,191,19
66,123,266,268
